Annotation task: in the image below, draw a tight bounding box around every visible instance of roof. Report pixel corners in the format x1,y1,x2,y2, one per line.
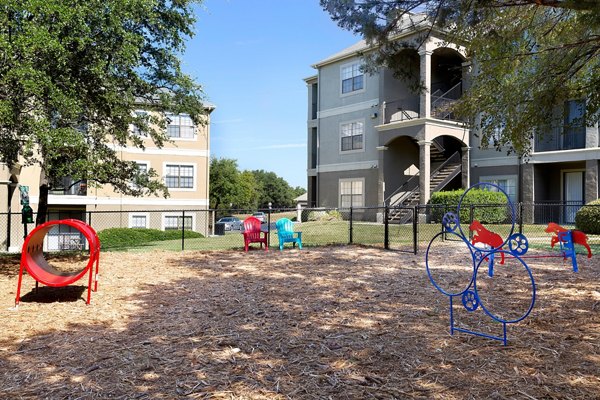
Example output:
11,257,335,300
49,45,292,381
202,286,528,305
312,39,369,68
294,193,308,202
312,12,434,69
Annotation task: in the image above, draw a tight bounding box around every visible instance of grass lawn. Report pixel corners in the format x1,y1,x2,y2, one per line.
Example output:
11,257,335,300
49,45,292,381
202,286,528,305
102,221,600,256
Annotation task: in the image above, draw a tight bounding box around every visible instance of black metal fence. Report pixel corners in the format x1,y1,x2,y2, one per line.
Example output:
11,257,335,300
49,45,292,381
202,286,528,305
1,203,598,254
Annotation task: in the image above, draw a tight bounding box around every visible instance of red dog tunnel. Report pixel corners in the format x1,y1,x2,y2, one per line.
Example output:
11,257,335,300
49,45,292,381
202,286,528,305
16,219,101,306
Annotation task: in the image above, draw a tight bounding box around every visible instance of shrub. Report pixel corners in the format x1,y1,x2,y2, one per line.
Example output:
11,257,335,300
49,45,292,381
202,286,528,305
429,189,509,224
575,199,600,234
301,208,310,222
98,228,203,249
307,209,343,222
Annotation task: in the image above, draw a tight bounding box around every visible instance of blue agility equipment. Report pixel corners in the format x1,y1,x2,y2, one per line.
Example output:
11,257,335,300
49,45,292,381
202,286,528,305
276,218,302,250
426,182,537,345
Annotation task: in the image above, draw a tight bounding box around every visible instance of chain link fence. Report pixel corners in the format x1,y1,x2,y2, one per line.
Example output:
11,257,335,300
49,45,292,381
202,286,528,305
1,203,598,255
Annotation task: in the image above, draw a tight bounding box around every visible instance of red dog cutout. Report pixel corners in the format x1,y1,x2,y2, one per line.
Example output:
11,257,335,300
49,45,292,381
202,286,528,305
545,222,592,258
469,220,505,264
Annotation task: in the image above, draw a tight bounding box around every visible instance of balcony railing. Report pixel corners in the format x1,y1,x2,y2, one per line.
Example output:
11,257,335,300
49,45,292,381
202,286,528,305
49,179,88,196
534,127,586,152
380,81,463,124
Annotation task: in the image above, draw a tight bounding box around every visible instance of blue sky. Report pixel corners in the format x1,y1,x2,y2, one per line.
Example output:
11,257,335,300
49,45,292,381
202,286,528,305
182,0,360,189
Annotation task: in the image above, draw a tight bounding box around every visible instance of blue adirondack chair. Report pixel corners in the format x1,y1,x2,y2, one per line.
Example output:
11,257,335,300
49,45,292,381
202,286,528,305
276,218,302,250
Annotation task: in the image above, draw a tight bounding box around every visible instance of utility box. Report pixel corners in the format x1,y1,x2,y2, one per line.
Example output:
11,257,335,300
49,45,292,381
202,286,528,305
214,222,225,236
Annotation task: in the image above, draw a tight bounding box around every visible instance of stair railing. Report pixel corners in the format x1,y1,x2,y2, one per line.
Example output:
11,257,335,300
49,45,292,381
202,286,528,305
430,151,461,188
431,81,462,120
386,150,462,208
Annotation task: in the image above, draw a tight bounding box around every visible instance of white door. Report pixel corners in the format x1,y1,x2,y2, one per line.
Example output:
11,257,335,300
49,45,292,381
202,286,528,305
564,171,583,223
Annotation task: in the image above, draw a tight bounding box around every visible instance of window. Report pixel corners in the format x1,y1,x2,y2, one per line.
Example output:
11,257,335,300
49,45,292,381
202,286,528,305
480,176,517,202
340,179,364,208
166,113,195,139
129,213,149,228
341,63,364,94
130,162,149,189
165,164,194,189
164,215,193,230
563,100,585,148
340,121,364,151
484,126,503,148
131,110,148,136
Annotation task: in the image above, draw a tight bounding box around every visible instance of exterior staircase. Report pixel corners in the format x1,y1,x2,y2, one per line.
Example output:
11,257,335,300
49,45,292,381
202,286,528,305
386,151,462,223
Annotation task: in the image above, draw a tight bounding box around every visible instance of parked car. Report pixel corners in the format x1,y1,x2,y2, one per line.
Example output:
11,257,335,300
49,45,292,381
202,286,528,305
252,212,266,223
216,216,242,231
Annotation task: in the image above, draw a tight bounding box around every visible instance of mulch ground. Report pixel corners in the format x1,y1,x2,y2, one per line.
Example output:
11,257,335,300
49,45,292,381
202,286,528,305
0,245,598,399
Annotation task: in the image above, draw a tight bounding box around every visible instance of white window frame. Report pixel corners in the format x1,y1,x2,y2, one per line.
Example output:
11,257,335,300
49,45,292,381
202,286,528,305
479,175,518,203
128,212,150,229
166,113,196,141
340,61,365,97
162,212,196,231
339,178,365,208
339,119,365,154
162,162,197,192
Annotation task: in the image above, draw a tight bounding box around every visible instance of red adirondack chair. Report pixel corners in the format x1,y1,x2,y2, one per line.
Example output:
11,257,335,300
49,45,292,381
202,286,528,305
242,216,268,252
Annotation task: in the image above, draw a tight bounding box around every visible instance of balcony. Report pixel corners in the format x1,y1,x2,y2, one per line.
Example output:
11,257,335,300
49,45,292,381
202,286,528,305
380,82,463,125
534,127,586,152
49,178,88,196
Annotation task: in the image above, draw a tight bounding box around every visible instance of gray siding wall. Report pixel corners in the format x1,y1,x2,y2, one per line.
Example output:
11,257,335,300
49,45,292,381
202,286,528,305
318,169,379,209
316,57,380,168
318,57,379,111
318,113,379,166
380,67,419,113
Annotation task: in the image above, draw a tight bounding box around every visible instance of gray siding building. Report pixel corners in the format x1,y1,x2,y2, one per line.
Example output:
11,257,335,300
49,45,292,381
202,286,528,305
306,16,599,224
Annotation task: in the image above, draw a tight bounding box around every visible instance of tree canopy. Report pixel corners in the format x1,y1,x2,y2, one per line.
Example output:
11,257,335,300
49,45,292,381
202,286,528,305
0,0,205,223
209,157,305,211
320,0,600,155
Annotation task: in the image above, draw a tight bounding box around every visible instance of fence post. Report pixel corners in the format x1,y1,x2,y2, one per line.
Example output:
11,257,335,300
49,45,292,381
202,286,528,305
469,204,475,241
519,202,524,234
384,205,389,250
181,210,186,251
412,206,418,254
87,211,92,227
349,206,353,244
267,203,272,249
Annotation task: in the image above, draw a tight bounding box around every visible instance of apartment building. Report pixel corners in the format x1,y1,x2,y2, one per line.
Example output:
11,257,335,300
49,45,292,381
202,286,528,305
306,16,599,223
306,16,469,222
0,104,214,251
471,101,599,223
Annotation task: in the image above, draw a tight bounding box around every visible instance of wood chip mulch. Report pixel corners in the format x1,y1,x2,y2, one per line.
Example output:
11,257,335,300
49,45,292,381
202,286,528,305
0,245,598,399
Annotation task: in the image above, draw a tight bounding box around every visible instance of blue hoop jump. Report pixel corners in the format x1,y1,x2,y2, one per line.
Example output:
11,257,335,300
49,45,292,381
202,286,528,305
425,182,535,345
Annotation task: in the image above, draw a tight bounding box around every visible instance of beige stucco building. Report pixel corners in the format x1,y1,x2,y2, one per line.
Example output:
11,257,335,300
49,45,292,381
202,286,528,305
0,105,214,251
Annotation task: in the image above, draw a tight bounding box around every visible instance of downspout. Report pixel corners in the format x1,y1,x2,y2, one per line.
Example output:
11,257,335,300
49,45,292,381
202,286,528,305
316,68,321,207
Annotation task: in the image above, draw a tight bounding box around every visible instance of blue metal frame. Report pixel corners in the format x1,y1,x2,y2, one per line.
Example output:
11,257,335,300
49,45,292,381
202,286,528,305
558,231,579,272
426,182,536,346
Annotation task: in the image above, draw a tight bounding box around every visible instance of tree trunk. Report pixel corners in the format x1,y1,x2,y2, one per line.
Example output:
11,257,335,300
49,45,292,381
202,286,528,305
36,168,49,226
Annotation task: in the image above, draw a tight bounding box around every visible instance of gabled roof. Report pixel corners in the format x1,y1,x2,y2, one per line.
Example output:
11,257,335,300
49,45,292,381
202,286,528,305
312,39,369,69
312,12,436,69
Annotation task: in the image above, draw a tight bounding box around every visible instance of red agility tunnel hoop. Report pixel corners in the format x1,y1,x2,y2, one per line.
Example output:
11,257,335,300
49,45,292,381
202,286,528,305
15,219,101,306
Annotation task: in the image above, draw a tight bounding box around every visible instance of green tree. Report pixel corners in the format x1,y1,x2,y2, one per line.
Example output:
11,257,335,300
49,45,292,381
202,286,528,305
209,157,240,210
320,0,599,154
209,158,258,211
252,170,296,209
0,0,205,224
237,171,259,210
